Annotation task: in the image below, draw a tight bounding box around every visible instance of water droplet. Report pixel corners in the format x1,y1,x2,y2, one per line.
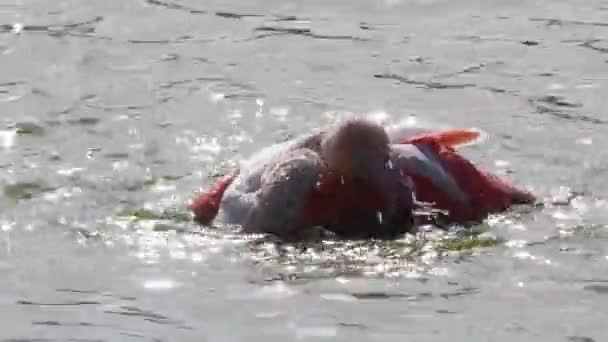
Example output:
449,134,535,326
0,130,16,149
335,277,349,284
255,311,283,319
377,211,383,223
552,210,577,221
57,168,84,176
112,160,129,171
548,83,564,90
150,183,176,193
513,251,535,260
576,137,593,145
210,92,225,102
12,23,23,34
320,293,357,302
143,279,179,290
1,222,15,232
509,223,527,231
367,110,389,124
495,160,510,167
505,240,527,248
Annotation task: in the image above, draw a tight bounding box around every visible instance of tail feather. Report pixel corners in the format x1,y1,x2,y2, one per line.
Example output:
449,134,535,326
404,129,482,148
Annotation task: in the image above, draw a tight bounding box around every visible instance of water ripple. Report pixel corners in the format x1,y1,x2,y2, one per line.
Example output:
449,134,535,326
253,26,368,41
580,39,608,54
374,73,477,89
529,17,608,27
0,16,106,40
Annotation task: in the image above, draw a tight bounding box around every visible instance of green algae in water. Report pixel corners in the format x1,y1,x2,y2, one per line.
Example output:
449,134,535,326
103,152,129,160
117,208,162,220
116,207,193,233
143,175,185,186
117,207,192,222
152,223,190,233
143,178,157,187
14,122,45,136
438,236,499,251
4,182,55,200
379,232,500,260
380,239,427,259
162,209,192,222
152,223,174,232
67,117,100,126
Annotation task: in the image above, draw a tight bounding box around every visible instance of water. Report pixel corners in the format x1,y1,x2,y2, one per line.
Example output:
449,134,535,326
1,0,608,340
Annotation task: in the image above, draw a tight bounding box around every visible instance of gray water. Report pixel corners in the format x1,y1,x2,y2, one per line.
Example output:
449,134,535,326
1,0,608,341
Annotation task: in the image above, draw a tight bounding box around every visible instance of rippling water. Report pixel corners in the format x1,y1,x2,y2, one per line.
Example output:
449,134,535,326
1,0,608,341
